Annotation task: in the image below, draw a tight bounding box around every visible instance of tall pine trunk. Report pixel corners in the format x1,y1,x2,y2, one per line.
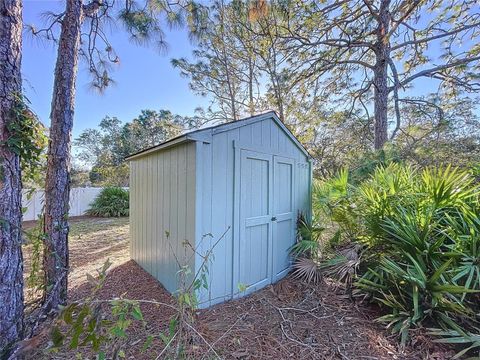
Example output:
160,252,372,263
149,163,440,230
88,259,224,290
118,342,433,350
43,0,83,309
373,0,391,150
373,52,389,150
0,0,24,353
248,57,254,116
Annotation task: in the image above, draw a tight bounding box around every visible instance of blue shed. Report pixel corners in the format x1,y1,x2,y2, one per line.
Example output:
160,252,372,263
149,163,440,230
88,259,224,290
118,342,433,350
126,111,312,307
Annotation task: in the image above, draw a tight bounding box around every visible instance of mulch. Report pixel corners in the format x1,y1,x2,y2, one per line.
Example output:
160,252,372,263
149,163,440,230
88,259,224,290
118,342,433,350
32,260,454,360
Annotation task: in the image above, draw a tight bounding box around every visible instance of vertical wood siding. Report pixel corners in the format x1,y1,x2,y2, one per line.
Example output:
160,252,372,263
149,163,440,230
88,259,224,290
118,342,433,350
130,115,310,307
130,142,196,294
199,117,311,306
130,162,136,261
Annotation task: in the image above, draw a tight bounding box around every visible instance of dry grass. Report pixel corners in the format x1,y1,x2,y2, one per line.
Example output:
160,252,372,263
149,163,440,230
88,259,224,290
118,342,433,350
23,216,130,304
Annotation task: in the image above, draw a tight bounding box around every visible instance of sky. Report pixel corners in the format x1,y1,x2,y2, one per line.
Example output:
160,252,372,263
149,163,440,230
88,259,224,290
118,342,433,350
22,0,209,138
22,1,479,141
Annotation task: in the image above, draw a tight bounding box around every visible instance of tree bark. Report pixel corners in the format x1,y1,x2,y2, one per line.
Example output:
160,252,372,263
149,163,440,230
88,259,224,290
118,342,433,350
0,0,24,354
248,57,255,116
373,0,391,150
43,0,84,310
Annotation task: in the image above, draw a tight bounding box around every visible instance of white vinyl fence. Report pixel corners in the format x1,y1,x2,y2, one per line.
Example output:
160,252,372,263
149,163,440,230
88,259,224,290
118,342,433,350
22,187,124,221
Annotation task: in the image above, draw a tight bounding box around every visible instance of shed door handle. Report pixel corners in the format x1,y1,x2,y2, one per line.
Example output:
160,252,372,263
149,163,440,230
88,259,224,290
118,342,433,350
271,216,277,221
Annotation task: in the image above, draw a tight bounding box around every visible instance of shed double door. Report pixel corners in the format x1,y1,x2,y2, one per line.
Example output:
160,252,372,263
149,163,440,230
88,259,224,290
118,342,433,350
237,149,295,294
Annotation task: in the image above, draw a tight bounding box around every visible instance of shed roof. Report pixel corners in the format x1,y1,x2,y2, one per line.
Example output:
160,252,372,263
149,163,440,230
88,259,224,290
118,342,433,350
125,111,310,161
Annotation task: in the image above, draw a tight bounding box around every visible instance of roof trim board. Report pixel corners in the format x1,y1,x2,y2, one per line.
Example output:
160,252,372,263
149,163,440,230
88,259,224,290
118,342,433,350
125,111,311,161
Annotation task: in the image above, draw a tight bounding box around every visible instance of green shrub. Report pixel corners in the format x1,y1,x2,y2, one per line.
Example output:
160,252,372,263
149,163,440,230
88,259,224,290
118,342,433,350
87,187,129,217
290,214,325,283
291,214,324,258
315,164,480,354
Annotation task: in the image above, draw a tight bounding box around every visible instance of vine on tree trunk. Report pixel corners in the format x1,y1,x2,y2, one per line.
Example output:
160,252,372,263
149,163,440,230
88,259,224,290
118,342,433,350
4,93,48,188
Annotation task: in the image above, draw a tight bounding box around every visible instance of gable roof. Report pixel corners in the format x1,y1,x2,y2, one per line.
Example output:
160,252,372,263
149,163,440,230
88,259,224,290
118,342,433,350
125,111,311,161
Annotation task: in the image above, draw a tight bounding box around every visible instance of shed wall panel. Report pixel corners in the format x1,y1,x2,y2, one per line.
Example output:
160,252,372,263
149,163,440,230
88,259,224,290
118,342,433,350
209,132,234,303
130,142,196,294
196,142,214,305
130,115,310,307
130,162,136,260
199,117,311,306
296,162,311,217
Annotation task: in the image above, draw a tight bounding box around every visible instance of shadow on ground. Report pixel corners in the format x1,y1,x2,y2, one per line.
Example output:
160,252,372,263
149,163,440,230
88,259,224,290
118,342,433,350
62,261,447,359
23,217,450,359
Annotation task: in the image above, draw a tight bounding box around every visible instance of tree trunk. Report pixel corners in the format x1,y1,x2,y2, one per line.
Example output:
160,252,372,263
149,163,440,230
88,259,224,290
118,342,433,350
271,71,285,122
373,56,389,150
268,47,285,122
373,0,391,150
248,57,255,116
222,47,238,121
0,0,24,354
43,0,83,310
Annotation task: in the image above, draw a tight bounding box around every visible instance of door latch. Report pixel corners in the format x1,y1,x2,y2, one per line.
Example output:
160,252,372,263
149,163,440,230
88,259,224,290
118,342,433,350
271,216,277,221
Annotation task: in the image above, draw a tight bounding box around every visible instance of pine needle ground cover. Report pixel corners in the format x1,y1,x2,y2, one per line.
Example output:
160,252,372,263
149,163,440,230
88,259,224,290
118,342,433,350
22,217,450,359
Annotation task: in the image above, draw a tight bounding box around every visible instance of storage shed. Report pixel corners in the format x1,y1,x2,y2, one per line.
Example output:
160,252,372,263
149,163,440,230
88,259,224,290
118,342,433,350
126,111,312,307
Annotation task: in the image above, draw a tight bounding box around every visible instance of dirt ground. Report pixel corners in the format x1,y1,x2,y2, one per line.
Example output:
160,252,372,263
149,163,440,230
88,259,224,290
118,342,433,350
22,217,453,359
23,217,130,304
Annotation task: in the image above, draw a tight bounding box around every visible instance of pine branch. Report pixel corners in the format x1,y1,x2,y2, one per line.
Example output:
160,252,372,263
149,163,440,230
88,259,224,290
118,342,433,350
399,55,480,87
392,21,480,51
388,0,425,37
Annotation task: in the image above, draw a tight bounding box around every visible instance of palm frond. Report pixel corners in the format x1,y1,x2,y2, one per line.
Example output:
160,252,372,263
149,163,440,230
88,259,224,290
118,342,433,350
291,257,322,284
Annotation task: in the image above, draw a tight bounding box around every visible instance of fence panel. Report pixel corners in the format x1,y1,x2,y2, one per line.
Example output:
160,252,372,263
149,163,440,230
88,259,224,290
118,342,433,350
22,187,127,221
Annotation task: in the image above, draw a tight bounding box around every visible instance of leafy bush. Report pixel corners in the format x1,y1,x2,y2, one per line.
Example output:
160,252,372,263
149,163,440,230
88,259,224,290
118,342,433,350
291,214,325,284
87,187,129,217
291,214,324,258
313,164,480,355
313,169,358,241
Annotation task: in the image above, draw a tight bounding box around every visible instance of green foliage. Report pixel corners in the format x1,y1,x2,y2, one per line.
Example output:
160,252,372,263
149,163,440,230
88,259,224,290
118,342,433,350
90,163,130,187
290,214,325,284
394,96,480,169
47,228,228,358
50,260,148,358
87,187,129,217
290,214,324,258
429,328,480,359
158,228,230,358
170,0,480,175
280,0,480,150
5,94,48,187
172,1,262,121
316,163,480,354
74,110,201,186
25,214,46,289
349,147,401,184
70,165,91,187
313,169,358,241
